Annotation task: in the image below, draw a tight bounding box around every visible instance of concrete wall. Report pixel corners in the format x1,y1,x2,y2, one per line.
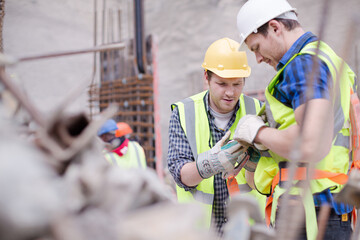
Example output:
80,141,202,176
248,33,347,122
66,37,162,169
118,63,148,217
145,0,360,163
4,0,360,165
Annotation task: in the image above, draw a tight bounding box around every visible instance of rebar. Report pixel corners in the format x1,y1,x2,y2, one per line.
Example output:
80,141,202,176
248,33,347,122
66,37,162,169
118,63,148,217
275,0,332,239
18,42,125,62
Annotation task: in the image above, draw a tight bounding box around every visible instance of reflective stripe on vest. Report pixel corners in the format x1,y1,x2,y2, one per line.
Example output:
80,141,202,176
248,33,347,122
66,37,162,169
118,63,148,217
107,152,118,165
180,97,200,160
131,141,143,168
189,189,214,205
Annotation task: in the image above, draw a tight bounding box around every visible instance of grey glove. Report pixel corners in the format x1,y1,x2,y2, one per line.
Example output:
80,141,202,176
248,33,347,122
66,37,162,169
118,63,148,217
196,131,247,179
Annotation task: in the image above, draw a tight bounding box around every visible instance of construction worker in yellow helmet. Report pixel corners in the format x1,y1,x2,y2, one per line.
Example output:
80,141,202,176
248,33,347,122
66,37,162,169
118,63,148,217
234,0,356,239
98,119,147,169
167,37,267,237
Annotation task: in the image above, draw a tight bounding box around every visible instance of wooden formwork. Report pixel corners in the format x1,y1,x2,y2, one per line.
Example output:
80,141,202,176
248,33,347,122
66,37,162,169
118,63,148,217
88,73,156,168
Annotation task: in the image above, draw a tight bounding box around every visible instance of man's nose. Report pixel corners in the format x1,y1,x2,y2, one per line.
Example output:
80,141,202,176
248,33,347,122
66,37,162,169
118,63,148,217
225,87,235,96
255,52,264,64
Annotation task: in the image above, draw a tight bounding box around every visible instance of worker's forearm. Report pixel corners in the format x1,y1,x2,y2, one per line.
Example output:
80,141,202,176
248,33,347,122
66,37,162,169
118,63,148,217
255,125,300,160
180,162,203,187
255,99,334,163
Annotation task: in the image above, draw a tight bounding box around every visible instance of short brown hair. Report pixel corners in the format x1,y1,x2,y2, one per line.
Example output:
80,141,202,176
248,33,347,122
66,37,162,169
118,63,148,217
206,70,214,80
256,18,300,37
205,70,246,83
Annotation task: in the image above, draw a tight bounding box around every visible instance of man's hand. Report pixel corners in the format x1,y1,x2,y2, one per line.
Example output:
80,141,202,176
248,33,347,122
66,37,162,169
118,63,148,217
196,131,247,179
234,115,267,149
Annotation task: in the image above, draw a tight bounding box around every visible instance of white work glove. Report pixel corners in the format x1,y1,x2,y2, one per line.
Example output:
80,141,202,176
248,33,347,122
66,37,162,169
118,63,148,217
196,131,247,179
234,115,268,151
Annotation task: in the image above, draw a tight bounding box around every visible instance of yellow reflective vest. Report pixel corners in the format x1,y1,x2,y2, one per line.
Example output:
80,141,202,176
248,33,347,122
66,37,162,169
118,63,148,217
104,141,147,169
254,41,356,240
172,90,267,227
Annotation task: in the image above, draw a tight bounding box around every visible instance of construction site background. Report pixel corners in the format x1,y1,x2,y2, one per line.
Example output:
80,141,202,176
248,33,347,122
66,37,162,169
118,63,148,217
5,0,360,169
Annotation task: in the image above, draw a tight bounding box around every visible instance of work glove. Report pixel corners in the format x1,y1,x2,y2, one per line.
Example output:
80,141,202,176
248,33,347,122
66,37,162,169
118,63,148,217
196,131,247,179
244,146,261,172
234,115,268,150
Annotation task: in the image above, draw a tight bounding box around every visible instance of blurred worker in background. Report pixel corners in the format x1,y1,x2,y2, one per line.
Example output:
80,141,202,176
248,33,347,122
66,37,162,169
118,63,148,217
167,37,267,236
235,0,356,239
98,119,147,169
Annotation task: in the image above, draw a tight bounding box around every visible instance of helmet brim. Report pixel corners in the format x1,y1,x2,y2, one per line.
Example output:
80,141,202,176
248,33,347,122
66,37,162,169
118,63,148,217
206,67,251,79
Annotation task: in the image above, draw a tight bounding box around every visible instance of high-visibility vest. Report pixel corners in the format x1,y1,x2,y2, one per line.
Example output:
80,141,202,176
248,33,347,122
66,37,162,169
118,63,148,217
255,41,355,239
104,141,147,169
171,90,267,227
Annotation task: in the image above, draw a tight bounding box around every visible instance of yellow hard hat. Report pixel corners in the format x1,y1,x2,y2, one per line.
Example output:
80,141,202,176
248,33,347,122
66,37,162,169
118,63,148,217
201,38,251,78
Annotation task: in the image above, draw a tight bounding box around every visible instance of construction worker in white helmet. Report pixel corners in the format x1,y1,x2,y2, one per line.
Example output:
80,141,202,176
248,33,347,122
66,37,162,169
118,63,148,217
167,37,267,237
234,0,356,239
97,119,147,169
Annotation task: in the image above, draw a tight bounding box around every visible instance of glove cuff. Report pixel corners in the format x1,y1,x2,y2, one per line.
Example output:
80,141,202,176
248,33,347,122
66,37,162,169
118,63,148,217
254,142,268,151
196,151,214,179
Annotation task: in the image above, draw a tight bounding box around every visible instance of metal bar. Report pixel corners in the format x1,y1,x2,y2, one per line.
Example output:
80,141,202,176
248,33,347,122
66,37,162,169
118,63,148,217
134,0,146,73
352,209,360,240
276,0,332,239
90,0,98,118
152,37,164,180
316,205,330,240
101,0,106,44
18,42,126,62
355,44,359,84
0,69,45,127
118,9,122,42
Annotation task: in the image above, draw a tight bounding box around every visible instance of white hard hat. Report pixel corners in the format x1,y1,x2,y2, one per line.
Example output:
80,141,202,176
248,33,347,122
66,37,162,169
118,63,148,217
237,0,297,47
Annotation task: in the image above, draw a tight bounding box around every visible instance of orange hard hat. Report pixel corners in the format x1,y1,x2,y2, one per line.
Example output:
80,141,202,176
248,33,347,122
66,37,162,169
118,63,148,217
115,122,133,137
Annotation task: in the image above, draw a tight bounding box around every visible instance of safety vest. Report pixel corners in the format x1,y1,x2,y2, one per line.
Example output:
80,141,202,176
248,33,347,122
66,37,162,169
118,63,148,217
172,90,267,227
104,141,147,169
255,41,355,239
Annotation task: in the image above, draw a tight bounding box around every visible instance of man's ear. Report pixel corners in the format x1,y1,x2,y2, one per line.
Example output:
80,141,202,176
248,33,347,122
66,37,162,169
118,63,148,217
268,19,282,35
204,70,209,81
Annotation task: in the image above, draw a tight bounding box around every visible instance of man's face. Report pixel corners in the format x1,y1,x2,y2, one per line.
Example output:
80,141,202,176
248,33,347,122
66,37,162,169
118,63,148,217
100,133,116,143
207,73,245,114
245,30,285,70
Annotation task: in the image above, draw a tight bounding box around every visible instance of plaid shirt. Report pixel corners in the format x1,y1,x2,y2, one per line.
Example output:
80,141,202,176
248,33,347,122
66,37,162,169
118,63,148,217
167,91,240,235
274,31,332,109
274,31,352,215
